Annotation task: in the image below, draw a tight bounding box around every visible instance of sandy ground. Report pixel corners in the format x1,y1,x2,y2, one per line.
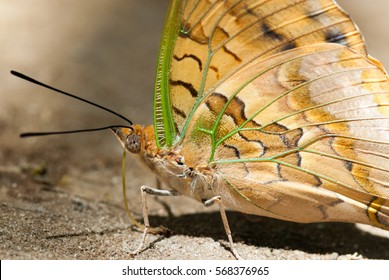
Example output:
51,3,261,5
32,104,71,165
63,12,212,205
1,0,389,260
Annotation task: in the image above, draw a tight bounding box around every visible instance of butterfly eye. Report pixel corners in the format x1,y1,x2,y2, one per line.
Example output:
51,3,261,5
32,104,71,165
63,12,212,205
125,134,141,154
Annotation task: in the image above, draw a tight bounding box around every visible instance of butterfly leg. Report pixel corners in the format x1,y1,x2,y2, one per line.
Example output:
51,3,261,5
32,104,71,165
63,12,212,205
204,196,242,260
131,185,180,255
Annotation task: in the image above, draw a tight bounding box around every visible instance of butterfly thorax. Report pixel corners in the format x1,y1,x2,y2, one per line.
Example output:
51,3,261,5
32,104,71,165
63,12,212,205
112,125,216,202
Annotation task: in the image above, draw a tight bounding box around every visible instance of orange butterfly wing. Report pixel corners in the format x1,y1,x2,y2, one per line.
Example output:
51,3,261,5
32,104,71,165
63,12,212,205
182,43,389,228
162,0,367,145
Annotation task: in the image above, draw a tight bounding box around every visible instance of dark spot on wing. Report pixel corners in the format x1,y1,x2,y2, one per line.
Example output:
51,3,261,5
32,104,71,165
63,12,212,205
222,46,242,62
174,54,203,71
210,65,220,79
325,30,348,45
261,22,284,41
345,161,353,171
307,8,327,19
172,106,187,119
280,42,297,51
170,79,198,98
244,5,256,17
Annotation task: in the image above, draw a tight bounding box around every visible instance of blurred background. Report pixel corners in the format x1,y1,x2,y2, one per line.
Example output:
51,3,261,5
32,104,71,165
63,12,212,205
1,0,168,163
1,0,389,259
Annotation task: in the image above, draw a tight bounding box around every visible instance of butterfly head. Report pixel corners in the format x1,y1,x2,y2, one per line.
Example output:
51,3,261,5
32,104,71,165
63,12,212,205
111,126,142,154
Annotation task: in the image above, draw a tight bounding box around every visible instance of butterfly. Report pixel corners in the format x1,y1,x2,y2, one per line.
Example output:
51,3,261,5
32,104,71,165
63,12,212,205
14,0,389,259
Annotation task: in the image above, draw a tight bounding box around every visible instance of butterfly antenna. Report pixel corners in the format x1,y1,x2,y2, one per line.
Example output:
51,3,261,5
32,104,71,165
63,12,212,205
20,125,133,138
10,70,133,125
